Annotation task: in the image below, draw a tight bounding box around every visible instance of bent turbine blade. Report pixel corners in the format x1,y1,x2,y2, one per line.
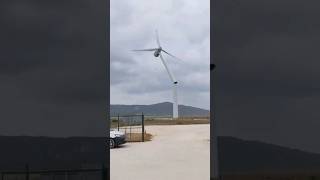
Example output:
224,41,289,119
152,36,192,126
132,48,158,52
161,49,183,61
159,53,177,83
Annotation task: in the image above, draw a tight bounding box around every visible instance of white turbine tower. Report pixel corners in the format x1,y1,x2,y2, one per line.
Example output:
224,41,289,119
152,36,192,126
133,30,181,119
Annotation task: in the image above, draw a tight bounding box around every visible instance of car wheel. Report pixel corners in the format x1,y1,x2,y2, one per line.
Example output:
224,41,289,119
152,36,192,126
110,139,116,149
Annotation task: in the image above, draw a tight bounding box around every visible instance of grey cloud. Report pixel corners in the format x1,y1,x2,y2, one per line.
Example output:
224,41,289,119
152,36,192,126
110,0,210,109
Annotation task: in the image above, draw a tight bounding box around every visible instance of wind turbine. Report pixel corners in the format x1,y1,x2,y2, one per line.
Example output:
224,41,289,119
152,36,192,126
133,30,181,119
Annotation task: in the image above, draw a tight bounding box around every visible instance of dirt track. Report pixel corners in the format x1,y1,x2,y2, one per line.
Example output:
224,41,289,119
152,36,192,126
110,124,210,180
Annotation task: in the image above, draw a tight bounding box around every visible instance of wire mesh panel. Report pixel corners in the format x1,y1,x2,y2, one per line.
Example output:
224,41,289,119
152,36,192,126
111,114,145,142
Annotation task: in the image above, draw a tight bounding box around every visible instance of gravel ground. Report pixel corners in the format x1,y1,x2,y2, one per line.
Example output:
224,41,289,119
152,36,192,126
110,124,210,180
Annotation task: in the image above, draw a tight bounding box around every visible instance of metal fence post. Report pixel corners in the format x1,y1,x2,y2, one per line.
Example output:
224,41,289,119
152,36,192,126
142,113,145,142
1,172,3,180
117,114,120,131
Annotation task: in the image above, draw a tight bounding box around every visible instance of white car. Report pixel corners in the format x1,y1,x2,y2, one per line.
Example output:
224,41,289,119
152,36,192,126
109,129,126,148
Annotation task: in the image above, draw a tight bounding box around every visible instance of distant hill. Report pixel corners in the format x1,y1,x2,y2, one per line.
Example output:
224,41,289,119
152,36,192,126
218,136,320,174
110,102,209,117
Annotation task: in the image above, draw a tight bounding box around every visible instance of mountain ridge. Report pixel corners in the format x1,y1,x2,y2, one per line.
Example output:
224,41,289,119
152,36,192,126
110,102,209,117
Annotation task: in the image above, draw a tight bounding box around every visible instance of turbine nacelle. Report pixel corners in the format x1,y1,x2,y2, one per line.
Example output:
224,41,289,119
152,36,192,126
132,30,182,61
154,48,162,57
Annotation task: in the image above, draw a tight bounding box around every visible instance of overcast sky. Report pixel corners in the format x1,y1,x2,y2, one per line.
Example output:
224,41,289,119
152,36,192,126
110,0,210,110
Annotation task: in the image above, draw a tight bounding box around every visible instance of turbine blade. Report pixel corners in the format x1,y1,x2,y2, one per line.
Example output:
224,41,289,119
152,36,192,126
159,53,177,83
132,48,158,52
161,49,183,61
156,30,161,47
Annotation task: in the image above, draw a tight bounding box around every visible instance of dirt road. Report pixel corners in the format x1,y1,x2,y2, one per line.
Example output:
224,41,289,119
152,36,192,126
110,124,210,180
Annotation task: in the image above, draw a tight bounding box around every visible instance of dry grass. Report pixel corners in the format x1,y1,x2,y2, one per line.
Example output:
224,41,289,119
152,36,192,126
125,132,152,142
144,117,209,126
110,116,209,128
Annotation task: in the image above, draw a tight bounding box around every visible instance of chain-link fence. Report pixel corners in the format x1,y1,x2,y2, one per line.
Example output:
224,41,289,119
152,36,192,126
110,114,145,142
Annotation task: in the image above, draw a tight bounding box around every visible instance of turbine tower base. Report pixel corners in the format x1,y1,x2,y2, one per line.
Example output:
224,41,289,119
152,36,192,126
173,83,178,119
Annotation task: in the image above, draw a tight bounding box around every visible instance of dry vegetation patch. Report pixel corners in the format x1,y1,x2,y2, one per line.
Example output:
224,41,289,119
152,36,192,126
125,132,152,142
110,116,209,128
144,116,210,125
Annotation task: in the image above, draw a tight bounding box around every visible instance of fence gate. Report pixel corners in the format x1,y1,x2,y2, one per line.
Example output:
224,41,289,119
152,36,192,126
111,114,145,142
